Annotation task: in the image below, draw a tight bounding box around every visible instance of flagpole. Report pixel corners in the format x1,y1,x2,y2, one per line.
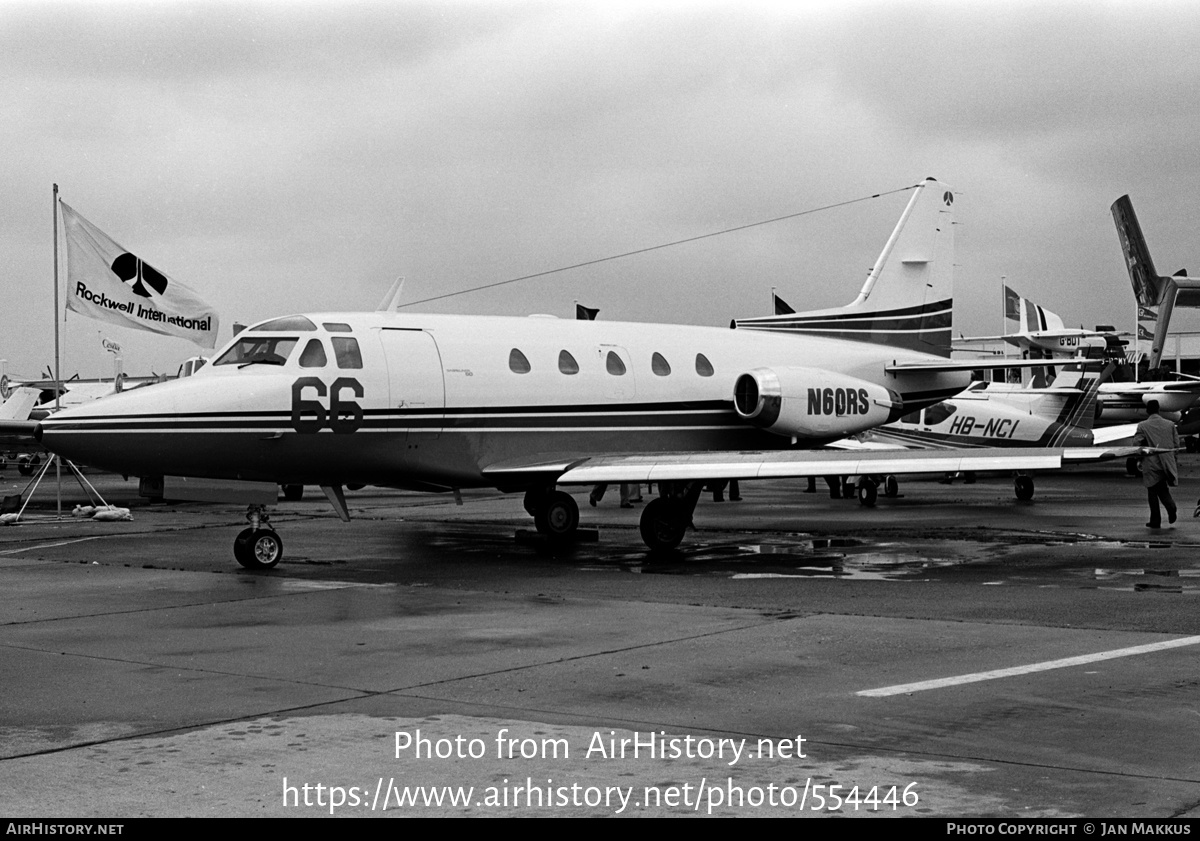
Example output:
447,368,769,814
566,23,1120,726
52,184,62,517
999,276,1006,341
53,185,60,408
1134,291,1140,382
999,276,1006,384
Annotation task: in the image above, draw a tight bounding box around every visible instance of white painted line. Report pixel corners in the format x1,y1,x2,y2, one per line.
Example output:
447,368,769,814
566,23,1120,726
0,536,110,556
857,636,1200,697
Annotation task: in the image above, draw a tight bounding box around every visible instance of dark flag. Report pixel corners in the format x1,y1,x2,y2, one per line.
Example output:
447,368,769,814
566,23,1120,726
1003,285,1021,320
773,294,795,315
1138,305,1158,321
576,304,599,321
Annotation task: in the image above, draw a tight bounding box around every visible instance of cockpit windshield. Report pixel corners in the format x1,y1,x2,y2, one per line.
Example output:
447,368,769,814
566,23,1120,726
213,336,299,367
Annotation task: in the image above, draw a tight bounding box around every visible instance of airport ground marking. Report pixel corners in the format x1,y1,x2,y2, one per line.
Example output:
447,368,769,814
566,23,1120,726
857,635,1200,697
0,535,111,555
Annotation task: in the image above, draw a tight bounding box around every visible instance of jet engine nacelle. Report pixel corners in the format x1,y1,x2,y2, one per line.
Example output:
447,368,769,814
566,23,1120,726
733,366,901,439
1144,391,1194,414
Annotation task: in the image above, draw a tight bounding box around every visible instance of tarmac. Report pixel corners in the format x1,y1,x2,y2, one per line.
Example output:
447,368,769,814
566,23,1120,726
1,459,1198,818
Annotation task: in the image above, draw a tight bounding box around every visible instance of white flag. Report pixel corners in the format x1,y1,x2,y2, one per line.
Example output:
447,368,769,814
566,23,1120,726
61,202,220,349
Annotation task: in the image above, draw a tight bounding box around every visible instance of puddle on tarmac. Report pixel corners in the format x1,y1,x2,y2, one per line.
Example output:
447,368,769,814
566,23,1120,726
1090,566,1199,593
410,523,1200,588
602,538,968,581
591,536,1200,588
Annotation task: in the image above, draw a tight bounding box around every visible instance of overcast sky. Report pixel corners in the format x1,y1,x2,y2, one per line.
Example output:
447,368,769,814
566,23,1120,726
4,0,1199,379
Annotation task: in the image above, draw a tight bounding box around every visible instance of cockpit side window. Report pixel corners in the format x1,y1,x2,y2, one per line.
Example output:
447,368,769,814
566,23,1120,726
299,339,328,368
331,337,363,369
923,403,957,425
212,336,299,367
322,322,352,332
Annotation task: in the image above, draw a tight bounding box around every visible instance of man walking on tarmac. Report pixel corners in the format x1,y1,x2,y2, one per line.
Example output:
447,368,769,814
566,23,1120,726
1134,400,1180,529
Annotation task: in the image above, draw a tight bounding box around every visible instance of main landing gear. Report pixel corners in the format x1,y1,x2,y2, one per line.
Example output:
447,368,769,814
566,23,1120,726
234,504,283,569
1013,474,1035,501
523,486,580,540
638,482,703,553
850,475,900,507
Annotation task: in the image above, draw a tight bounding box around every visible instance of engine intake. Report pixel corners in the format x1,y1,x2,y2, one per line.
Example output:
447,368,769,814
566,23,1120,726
733,366,901,439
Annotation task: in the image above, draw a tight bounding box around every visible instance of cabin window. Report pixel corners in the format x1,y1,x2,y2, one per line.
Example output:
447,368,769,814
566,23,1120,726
605,351,626,376
322,322,352,332
651,352,671,376
695,353,714,377
558,350,579,375
212,336,299,367
923,403,957,425
332,337,363,369
899,410,922,425
299,339,328,368
509,348,531,374
250,315,317,332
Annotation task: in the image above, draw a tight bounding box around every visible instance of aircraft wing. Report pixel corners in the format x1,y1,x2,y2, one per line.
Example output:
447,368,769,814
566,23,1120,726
1091,423,1138,446
0,387,42,422
1152,381,1200,393
0,387,43,448
1061,446,1143,462
513,447,1064,485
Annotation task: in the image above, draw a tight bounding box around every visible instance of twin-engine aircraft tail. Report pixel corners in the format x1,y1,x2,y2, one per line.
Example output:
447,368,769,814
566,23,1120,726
734,176,956,357
1042,362,1111,445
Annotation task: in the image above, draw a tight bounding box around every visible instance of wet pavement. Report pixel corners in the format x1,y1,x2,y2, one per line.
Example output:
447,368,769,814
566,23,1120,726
1,461,1199,817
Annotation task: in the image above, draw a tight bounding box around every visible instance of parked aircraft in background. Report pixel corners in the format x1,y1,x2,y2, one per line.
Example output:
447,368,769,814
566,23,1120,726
0,387,41,423
845,361,1147,499
946,195,1200,428
1112,194,1200,371
32,178,1071,567
954,290,1126,363
0,387,44,474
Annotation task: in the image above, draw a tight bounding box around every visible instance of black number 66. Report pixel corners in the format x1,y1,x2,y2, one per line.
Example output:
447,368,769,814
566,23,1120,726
291,377,364,434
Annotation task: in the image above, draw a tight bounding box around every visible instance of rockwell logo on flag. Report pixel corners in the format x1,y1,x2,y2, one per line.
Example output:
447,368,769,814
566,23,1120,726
60,202,220,348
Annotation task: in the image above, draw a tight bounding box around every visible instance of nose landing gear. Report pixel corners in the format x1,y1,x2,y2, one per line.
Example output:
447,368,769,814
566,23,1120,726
234,505,283,569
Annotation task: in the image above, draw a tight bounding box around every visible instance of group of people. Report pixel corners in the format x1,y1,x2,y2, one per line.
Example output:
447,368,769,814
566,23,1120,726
588,483,643,508
589,480,742,508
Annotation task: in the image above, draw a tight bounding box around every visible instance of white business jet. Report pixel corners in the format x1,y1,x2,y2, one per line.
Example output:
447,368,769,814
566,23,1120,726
31,178,1064,568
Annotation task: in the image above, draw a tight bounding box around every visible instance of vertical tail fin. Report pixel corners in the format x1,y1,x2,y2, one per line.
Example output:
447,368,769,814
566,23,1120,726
1111,195,1200,368
734,177,956,356
1112,196,1164,307
1045,362,1113,445
0,387,41,421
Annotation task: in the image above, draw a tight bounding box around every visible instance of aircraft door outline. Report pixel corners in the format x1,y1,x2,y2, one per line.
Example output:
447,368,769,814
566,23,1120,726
596,344,636,402
380,328,445,439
